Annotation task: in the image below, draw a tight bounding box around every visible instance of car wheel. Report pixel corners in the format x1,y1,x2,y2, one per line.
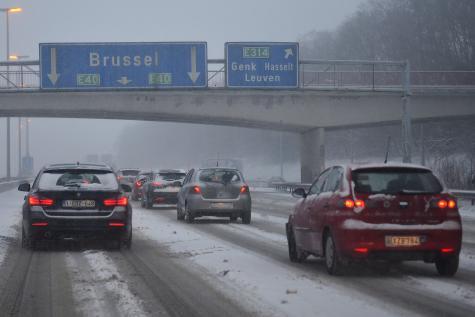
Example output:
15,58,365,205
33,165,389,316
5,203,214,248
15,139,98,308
21,226,30,249
177,205,185,221
286,224,307,263
325,232,344,275
230,215,238,222
122,231,132,249
241,211,251,224
140,196,145,207
185,204,194,223
131,193,138,201
435,255,459,277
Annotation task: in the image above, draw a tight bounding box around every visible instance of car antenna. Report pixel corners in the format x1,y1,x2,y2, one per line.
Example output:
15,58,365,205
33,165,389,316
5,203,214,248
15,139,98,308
384,136,391,164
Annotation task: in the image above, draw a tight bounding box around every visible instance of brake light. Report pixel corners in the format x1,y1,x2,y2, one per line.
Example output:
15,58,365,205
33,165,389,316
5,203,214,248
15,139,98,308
448,200,456,209
438,199,448,209
109,222,125,227
354,247,369,254
117,176,123,180
135,181,142,187
104,197,128,206
355,200,365,208
29,195,54,206
192,186,201,194
240,186,249,193
31,222,48,227
441,248,454,253
152,182,161,187
344,199,355,208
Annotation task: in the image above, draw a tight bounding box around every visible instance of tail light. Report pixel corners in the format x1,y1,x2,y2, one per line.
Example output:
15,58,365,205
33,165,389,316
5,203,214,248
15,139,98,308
109,222,125,227
31,222,48,227
342,198,365,210
240,185,249,194
152,182,162,188
192,186,201,194
29,195,54,207
354,247,369,254
104,196,128,206
117,176,123,180
135,180,143,187
441,247,454,253
435,199,456,209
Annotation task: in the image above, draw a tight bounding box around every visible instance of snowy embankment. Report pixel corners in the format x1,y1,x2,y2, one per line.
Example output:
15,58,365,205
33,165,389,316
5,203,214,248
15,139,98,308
0,190,23,264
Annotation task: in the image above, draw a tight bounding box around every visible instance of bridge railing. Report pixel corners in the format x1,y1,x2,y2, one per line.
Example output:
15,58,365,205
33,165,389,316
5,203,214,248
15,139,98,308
0,60,474,91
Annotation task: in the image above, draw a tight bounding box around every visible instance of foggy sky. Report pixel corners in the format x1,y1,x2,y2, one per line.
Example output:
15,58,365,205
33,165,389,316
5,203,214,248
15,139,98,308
0,0,364,176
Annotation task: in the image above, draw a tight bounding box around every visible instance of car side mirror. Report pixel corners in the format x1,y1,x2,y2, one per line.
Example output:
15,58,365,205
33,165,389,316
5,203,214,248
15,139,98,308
292,187,307,198
121,184,132,192
18,182,31,192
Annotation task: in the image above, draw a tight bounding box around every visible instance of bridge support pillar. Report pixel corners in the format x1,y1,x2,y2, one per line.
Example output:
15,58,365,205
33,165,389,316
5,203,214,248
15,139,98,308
300,127,325,183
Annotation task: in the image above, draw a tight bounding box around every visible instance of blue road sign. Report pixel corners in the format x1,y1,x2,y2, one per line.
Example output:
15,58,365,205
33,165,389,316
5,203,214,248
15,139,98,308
40,42,207,89
225,42,299,88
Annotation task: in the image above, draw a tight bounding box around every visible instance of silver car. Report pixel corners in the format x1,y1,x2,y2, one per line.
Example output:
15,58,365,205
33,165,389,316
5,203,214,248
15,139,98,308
177,168,252,224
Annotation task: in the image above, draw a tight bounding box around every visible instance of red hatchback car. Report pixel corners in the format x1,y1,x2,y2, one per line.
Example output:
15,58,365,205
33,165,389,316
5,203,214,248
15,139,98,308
286,164,462,276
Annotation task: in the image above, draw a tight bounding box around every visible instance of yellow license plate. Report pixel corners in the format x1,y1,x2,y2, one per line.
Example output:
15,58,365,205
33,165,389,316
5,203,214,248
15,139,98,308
385,236,420,247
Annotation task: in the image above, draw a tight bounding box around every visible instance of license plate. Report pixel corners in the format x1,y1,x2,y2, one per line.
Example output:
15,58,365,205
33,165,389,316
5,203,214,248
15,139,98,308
385,236,420,247
62,200,96,208
210,202,233,209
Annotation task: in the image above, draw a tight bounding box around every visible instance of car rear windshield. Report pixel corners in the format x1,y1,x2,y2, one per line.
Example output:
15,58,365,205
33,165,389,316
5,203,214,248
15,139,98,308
352,168,443,194
199,169,241,183
38,169,119,190
156,172,186,181
121,170,139,176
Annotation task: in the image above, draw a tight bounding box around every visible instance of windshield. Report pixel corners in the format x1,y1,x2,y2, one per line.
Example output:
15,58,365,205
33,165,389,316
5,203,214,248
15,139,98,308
120,170,139,176
38,169,119,190
155,172,186,181
352,168,443,194
199,169,241,184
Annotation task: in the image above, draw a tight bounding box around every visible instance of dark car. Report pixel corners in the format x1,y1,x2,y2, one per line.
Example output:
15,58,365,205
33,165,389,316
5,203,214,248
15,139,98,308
286,164,462,276
177,168,252,223
141,169,186,209
131,170,154,201
18,163,133,249
116,168,140,187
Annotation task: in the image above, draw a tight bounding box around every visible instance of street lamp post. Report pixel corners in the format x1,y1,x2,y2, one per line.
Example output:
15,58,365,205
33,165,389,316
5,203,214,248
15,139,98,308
1,7,22,179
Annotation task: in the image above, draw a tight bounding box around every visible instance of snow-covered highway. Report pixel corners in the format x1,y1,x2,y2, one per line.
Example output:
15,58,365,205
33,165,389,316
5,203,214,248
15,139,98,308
0,187,474,316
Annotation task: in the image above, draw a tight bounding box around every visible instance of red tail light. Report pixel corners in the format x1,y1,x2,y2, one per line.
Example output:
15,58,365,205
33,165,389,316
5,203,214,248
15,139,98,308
29,195,54,206
31,222,48,227
355,200,365,208
448,200,456,209
441,247,454,253
117,176,123,180
192,186,201,194
354,247,369,254
437,199,448,209
104,197,128,206
109,222,125,227
152,182,161,187
344,199,355,208
135,181,142,187
240,185,249,193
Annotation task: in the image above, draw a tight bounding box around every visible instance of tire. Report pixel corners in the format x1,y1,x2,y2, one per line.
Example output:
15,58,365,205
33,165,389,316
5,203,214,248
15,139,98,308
140,197,145,208
177,205,185,221
185,204,194,223
435,255,459,277
286,224,307,263
230,216,238,222
131,193,138,201
325,232,344,275
241,211,251,224
21,226,30,249
122,231,132,249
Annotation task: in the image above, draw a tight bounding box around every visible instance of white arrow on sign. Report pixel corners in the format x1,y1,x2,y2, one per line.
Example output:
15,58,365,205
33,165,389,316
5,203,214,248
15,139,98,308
117,76,132,85
187,46,200,83
284,48,294,59
47,47,60,85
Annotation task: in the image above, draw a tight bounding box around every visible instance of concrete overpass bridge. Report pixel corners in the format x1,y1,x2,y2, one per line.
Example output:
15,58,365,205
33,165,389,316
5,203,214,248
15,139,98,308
1,60,475,182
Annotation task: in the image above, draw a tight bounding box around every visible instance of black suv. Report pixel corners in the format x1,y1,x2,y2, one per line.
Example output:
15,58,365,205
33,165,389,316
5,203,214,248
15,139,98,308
18,163,132,249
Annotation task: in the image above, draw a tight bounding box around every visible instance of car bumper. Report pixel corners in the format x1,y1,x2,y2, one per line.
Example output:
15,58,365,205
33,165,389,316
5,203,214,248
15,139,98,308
27,206,130,239
335,219,462,261
187,195,251,217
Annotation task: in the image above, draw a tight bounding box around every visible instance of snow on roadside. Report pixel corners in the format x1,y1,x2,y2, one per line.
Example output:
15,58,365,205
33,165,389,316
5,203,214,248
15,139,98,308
459,199,475,220
134,209,408,317
0,189,23,265
66,251,147,317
